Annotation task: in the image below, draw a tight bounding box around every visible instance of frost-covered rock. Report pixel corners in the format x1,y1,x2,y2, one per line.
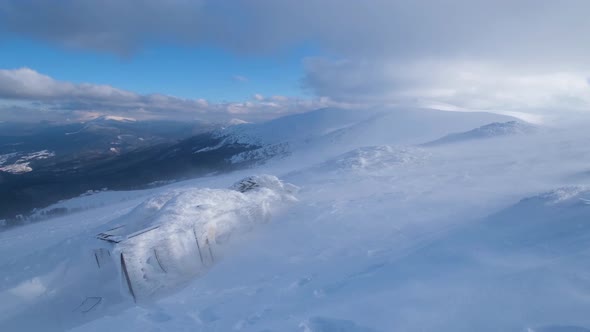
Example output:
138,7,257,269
309,145,427,175
328,146,426,170
96,175,298,301
230,174,299,194
229,142,290,165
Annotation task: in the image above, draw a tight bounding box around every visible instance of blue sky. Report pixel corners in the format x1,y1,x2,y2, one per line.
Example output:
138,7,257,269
0,38,312,102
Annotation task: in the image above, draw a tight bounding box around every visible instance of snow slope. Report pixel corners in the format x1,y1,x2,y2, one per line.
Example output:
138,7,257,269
315,108,516,148
215,108,378,146
214,107,516,165
2,107,590,331
422,120,536,146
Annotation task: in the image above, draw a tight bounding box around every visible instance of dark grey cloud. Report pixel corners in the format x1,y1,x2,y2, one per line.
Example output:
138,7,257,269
0,0,300,55
2,0,589,65
0,0,208,54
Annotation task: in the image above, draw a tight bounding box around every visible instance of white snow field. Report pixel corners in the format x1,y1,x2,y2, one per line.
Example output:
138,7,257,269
2,107,590,331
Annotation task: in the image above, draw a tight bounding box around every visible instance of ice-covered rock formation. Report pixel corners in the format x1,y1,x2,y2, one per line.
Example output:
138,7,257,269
96,175,298,301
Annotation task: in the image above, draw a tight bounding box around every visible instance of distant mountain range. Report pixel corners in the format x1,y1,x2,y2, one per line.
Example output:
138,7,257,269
0,118,264,221
0,108,526,223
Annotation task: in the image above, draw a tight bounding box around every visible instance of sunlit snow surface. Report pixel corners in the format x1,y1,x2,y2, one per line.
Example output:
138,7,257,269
2,109,590,331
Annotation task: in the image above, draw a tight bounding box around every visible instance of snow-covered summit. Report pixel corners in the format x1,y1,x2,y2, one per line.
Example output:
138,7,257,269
218,108,517,148
214,108,375,146
423,121,536,146
211,107,518,167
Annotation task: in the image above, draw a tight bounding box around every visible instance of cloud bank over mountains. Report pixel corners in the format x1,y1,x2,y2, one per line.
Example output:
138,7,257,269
0,68,343,122
303,58,590,114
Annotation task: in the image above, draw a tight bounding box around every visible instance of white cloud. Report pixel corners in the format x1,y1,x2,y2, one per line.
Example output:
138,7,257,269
0,68,138,101
303,58,590,114
0,68,346,123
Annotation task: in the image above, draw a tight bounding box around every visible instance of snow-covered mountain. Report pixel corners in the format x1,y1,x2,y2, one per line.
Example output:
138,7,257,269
423,120,536,146
213,107,517,165
1,107,590,332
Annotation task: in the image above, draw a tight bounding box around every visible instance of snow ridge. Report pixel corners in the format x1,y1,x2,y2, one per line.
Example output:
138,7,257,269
423,121,535,146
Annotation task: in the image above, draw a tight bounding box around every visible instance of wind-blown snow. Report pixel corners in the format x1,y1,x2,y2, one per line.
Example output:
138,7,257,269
423,121,536,146
215,107,517,169
316,145,427,173
1,108,590,332
215,108,377,147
